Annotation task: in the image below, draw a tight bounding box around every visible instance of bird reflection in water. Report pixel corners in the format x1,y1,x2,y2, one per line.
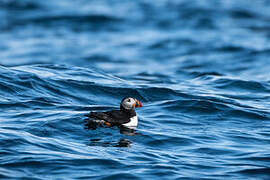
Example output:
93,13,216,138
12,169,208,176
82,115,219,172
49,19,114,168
88,138,132,147
84,118,141,147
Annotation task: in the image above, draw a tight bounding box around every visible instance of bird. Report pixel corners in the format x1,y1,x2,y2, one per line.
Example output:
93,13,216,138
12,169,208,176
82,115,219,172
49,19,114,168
85,97,143,129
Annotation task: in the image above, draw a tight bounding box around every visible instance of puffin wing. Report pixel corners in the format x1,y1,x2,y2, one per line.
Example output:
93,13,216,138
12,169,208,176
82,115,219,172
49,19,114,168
89,112,112,120
89,110,131,125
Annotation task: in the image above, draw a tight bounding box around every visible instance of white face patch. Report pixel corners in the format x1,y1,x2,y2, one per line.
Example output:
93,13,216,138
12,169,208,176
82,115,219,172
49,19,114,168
121,97,136,110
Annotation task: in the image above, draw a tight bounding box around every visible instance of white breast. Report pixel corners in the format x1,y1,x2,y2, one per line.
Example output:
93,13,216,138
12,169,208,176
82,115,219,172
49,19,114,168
122,116,138,129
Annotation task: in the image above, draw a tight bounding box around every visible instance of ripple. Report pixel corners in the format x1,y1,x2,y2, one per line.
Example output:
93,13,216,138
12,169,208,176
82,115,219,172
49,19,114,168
214,78,270,93
20,14,122,26
1,0,270,179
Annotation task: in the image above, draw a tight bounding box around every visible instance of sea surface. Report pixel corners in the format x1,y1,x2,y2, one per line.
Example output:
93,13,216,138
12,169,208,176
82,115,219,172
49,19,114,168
1,0,270,179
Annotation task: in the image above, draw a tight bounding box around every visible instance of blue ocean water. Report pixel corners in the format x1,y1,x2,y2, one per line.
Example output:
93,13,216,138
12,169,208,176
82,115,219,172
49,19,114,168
1,0,270,179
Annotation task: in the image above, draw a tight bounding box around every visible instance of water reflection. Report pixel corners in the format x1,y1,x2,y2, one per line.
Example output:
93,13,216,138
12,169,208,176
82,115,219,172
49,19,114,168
84,118,141,147
88,138,132,147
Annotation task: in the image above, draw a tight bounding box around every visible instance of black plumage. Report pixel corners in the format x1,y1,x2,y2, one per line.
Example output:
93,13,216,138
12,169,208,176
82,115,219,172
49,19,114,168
86,104,136,125
84,97,142,129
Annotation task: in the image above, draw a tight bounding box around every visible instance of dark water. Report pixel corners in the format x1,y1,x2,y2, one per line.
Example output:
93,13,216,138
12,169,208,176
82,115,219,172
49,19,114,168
1,0,270,179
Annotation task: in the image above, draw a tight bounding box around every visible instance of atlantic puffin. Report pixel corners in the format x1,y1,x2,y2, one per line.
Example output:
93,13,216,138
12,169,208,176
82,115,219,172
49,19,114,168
85,97,143,129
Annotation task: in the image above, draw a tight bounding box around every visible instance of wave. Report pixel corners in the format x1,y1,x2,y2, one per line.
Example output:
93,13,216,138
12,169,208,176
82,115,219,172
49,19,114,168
213,78,270,93
1,0,270,178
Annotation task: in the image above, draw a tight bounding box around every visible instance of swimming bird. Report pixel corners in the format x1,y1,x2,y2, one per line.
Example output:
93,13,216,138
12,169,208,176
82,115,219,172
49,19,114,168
85,97,143,129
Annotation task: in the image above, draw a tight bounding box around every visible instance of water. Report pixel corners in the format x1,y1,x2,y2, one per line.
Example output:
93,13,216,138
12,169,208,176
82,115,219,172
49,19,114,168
1,0,270,179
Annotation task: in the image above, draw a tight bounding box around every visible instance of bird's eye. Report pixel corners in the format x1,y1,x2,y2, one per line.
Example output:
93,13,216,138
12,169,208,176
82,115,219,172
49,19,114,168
127,98,131,102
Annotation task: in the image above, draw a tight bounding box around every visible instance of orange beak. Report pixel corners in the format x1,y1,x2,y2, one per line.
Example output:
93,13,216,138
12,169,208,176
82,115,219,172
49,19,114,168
135,99,143,108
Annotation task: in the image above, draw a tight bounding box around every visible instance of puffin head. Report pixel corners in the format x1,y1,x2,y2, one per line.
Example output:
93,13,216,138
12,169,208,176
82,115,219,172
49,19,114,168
120,97,142,110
